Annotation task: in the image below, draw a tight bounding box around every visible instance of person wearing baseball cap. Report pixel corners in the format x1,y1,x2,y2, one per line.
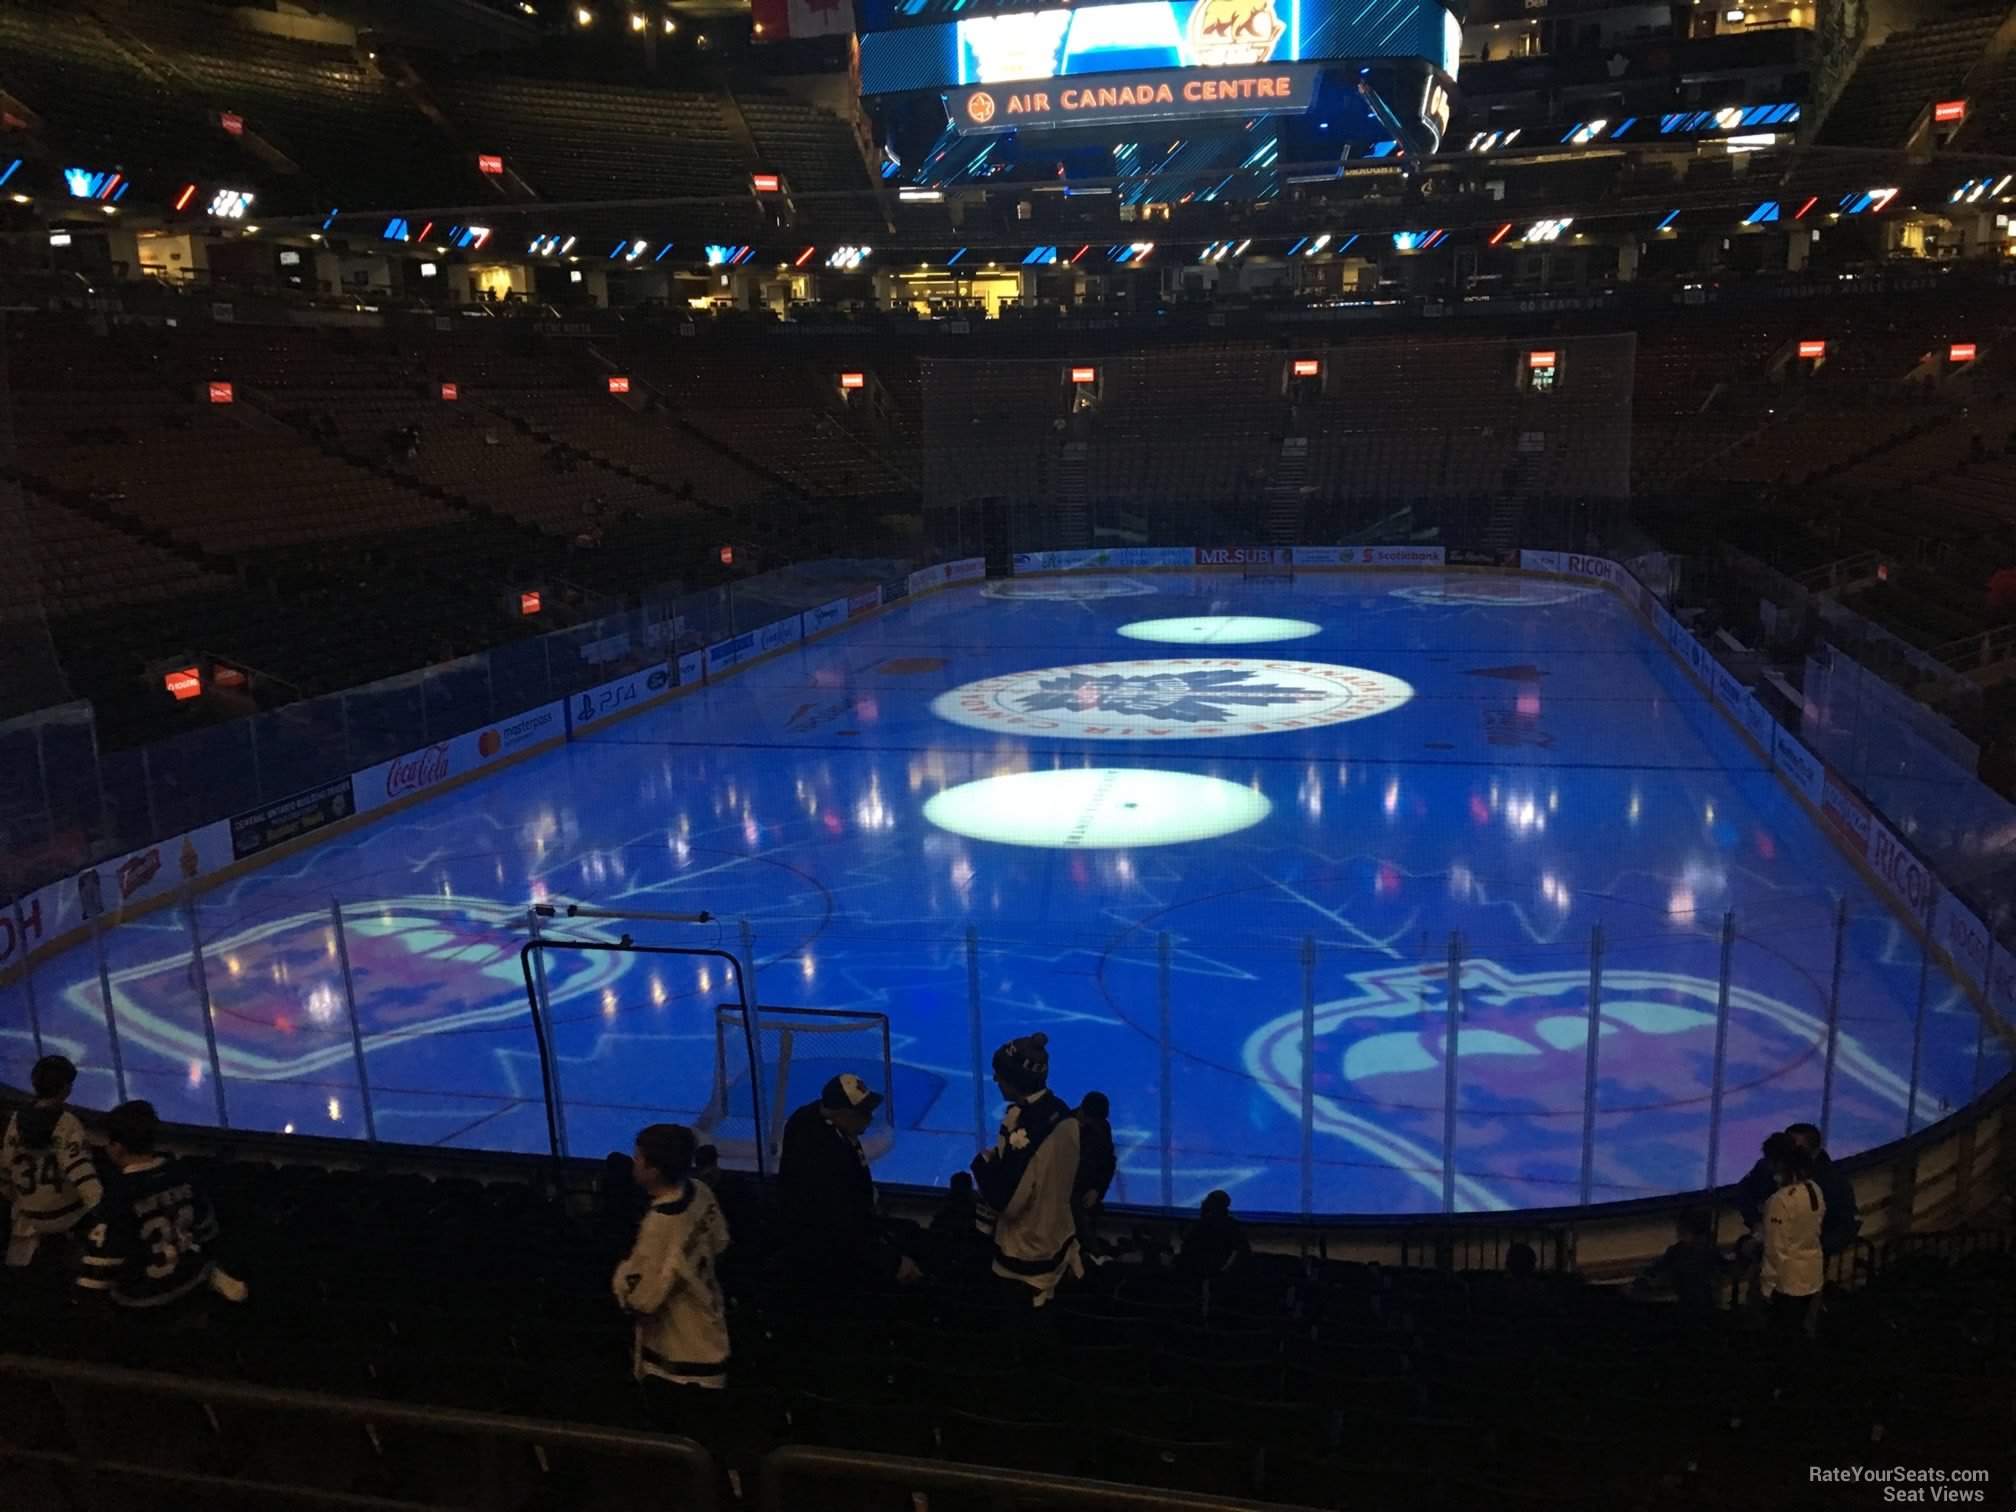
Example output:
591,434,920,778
972,1032,1081,1305
778,1073,921,1288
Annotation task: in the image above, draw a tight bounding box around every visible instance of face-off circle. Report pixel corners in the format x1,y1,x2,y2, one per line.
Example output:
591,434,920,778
1117,616,1321,646
931,658,1413,740
1390,579,1599,608
924,768,1270,848
982,577,1158,602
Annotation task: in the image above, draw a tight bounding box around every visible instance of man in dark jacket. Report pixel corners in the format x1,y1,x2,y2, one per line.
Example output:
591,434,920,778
1734,1132,1784,1232
1073,1091,1116,1261
1786,1122,1859,1259
778,1074,920,1286
1631,1207,1729,1315
1174,1190,1251,1281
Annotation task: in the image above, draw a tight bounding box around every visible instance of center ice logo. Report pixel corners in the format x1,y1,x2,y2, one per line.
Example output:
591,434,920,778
1389,580,1600,608
1016,668,1326,722
933,658,1413,739
1241,957,1912,1209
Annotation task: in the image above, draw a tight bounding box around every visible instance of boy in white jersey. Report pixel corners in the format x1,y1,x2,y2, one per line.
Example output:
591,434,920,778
613,1123,731,1390
4,1056,101,1269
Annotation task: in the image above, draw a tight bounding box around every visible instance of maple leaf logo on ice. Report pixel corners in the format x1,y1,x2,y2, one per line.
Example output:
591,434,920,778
1012,669,1329,722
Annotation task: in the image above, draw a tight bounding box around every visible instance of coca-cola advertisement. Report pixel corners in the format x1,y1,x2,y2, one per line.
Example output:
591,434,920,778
385,743,452,799
351,700,566,817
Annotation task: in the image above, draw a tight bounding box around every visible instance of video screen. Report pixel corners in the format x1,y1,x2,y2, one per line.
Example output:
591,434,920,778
857,0,1459,97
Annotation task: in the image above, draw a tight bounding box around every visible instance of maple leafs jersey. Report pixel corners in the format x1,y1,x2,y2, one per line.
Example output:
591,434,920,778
4,1108,102,1242
76,1158,220,1308
612,1180,730,1387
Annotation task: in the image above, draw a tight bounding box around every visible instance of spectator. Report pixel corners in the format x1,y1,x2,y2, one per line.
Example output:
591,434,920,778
1175,1190,1251,1281
972,1033,1081,1305
4,1055,102,1270
1632,1208,1728,1315
1504,1240,1539,1278
76,1101,246,1316
1785,1123,1859,1259
1759,1142,1825,1337
779,1074,921,1287
1074,1091,1116,1261
691,1144,723,1192
931,1170,978,1237
1735,1131,1786,1232
613,1123,730,1392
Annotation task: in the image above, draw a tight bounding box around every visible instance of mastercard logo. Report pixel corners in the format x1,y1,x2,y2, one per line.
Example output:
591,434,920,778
967,91,996,124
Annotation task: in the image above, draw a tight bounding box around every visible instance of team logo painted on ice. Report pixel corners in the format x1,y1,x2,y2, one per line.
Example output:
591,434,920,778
1389,579,1600,608
1241,958,1911,1209
982,577,1157,602
53,895,634,1086
933,658,1412,739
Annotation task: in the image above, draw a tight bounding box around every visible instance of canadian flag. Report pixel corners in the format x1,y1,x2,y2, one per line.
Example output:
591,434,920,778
751,0,854,39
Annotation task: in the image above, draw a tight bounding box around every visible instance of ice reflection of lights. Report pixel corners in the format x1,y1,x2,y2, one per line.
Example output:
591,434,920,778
226,956,242,978
1628,791,1642,824
1704,801,1716,825
649,976,667,1007
1383,779,1400,816
1548,790,1558,812
1299,765,1323,820
328,1096,342,1123
698,966,712,993
305,983,340,1025
602,987,619,1018
1669,887,1696,921
951,857,976,898
1539,872,1571,911
855,776,895,832
1506,796,1546,834
188,1059,204,1087
283,1123,295,1135
1448,864,1474,899
801,952,816,982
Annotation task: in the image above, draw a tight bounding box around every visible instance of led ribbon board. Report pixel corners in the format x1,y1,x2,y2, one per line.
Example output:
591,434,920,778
952,62,1321,131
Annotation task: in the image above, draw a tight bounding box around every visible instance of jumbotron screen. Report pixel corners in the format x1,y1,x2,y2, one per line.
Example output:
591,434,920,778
859,0,1457,144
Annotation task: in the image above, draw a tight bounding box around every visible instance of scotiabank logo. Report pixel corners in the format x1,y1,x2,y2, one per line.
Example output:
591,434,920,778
386,743,452,799
1365,547,1441,565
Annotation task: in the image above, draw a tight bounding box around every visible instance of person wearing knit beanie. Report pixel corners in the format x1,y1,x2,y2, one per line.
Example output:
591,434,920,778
972,1031,1080,1304
990,1032,1050,1097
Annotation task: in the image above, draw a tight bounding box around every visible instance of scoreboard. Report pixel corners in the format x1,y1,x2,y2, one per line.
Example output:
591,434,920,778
860,0,1458,163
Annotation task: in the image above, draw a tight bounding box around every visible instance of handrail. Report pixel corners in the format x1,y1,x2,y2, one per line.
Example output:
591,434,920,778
0,1353,719,1511
758,1443,1323,1512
